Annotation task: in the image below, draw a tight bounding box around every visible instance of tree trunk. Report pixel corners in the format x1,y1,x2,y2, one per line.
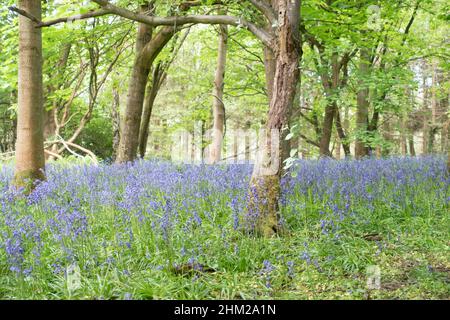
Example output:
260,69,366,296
43,107,56,141
319,102,335,157
355,48,370,159
335,108,351,157
13,0,45,191
335,136,341,160
44,43,71,142
209,23,228,164
447,149,450,175
382,115,392,156
319,53,339,157
248,0,301,237
116,3,154,163
111,87,120,161
408,133,416,156
138,64,161,158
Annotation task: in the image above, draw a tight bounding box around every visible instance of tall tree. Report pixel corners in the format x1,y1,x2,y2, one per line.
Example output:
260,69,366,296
209,22,228,164
355,48,370,159
248,0,302,236
13,0,45,191
116,2,154,163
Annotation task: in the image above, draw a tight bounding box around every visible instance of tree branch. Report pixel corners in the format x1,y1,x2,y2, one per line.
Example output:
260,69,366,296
8,6,40,24
247,0,277,24
91,0,273,47
38,9,112,28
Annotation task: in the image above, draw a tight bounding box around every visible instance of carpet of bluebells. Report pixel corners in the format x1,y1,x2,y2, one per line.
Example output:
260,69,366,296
0,156,448,299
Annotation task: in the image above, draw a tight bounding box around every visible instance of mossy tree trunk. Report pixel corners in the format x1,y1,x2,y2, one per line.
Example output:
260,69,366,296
248,0,301,237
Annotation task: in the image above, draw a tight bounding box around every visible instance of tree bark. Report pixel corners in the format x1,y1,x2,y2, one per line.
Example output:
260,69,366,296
319,102,335,157
138,65,160,158
319,53,339,157
116,3,154,163
335,107,351,157
209,22,228,164
13,0,46,191
248,0,301,237
355,48,370,159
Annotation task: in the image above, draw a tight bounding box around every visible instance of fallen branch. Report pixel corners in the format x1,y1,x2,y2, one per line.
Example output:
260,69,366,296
45,138,99,165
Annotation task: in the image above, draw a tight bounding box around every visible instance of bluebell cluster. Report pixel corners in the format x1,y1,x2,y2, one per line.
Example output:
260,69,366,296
0,156,447,279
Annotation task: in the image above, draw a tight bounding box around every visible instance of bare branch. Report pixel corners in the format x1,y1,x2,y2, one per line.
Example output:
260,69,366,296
8,6,40,24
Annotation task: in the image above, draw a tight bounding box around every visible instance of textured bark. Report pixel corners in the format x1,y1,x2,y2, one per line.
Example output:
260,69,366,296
13,0,45,191
248,0,301,237
355,49,370,159
209,22,228,164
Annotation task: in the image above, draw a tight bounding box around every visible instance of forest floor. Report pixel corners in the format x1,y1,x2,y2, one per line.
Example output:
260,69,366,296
0,156,448,299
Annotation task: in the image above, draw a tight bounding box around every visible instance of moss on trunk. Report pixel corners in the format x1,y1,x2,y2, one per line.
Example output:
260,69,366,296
13,169,45,194
247,174,283,237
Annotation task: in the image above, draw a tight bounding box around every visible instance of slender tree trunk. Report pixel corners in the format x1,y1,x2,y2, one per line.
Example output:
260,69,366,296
447,149,450,175
248,0,301,237
335,136,341,160
335,108,351,157
111,87,120,161
401,112,408,156
138,64,160,158
382,114,392,156
422,100,430,154
43,108,56,141
355,48,370,159
319,52,340,157
319,102,335,157
427,61,439,154
438,70,449,153
408,133,416,156
13,0,45,191
209,23,228,164
446,119,450,174
44,43,71,142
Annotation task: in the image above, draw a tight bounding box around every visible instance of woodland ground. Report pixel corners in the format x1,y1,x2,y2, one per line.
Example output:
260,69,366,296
0,156,448,299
